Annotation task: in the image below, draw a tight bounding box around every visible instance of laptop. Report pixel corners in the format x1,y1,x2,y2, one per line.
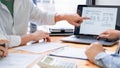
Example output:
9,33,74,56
61,5,120,46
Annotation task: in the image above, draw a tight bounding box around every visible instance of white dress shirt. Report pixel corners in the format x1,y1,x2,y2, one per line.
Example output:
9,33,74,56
0,0,55,47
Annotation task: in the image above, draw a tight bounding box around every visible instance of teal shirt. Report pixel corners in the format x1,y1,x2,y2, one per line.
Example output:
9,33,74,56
0,0,14,16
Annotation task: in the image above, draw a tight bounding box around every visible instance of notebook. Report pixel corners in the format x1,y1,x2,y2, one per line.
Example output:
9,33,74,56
61,5,120,46
49,47,87,60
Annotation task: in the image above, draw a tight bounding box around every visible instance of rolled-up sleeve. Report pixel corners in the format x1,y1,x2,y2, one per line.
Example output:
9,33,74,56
8,35,21,47
94,52,120,68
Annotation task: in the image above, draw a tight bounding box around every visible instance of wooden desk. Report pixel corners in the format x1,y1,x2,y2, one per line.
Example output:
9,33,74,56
8,36,118,68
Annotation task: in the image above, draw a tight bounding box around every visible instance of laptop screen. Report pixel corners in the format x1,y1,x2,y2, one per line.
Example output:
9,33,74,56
75,5,120,36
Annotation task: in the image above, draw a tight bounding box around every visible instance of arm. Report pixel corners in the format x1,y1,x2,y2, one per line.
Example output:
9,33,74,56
29,0,88,27
7,30,50,47
20,30,50,46
94,52,120,68
85,42,120,68
55,14,86,27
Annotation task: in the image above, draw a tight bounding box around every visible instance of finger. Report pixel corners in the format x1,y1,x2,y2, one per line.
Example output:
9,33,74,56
99,34,109,39
2,49,7,57
0,46,6,53
3,49,8,57
0,39,9,43
76,17,90,26
45,37,51,42
97,32,109,39
0,46,8,57
72,22,80,27
82,17,90,20
97,34,104,40
0,50,3,57
0,39,9,42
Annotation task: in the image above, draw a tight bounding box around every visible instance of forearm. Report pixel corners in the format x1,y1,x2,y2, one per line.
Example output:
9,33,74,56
94,52,120,68
55,14,65,22
20,34,34,46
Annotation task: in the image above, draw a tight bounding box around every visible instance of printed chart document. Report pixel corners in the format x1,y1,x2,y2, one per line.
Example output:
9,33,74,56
50,47,88,60
0,53,41,68
15,42,67,53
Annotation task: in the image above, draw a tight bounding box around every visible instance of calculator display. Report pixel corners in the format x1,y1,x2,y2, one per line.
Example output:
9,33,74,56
43,57,53,63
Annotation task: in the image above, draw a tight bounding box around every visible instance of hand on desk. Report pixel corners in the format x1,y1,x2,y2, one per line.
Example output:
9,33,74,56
21,30,51,45
31,30,51,42
85,42,105,63
0,39,9,57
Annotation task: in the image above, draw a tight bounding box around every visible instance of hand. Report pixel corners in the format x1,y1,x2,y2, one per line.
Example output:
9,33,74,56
0,46,8,57
0,39,9,57
0,39,9,44
85,42,105,63
55,14,89,27
97,29,120,40
31,30,51,42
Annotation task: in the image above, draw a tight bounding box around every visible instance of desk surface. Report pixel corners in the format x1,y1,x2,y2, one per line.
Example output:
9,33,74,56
9,36,118,68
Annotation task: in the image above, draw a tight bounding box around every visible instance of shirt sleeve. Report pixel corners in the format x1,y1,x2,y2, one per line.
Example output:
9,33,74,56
94,52,120,68
8,35,21,47
29,0,56,25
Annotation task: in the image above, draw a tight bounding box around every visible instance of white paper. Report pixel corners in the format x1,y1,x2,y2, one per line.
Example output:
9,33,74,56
15,42,67,53
0,53,41,68
50,47,88,60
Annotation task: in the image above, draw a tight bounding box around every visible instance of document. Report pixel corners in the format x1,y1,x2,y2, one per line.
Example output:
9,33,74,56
50,47,115,60
0,53,41,68
15,42,67,53
50,47,88,60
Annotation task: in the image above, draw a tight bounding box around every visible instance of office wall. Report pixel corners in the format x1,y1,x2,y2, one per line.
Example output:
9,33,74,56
96,0,120,5
55,0,86,13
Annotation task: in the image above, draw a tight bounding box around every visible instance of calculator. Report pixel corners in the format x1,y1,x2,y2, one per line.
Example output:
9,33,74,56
37,56,77,68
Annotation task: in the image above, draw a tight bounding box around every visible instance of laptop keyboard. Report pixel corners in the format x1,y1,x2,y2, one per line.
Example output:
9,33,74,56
61,35,118,46
72,35,117,42
74,35,96,39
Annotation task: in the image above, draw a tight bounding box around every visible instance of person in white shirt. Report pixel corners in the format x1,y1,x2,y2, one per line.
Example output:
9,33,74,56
0,0,86,47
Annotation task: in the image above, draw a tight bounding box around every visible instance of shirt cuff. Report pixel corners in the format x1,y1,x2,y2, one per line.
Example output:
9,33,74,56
94,52,108,66
8,35,21,47
46,12,56,25
95,52,108,60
